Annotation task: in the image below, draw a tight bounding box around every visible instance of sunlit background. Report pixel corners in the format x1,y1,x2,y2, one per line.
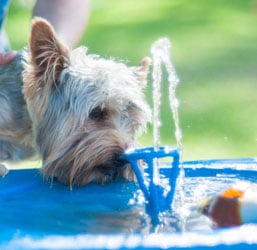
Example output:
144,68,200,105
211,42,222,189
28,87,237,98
5,0,257,161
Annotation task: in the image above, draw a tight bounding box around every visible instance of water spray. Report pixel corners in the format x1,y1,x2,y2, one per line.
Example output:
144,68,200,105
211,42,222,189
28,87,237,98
124,38,182,224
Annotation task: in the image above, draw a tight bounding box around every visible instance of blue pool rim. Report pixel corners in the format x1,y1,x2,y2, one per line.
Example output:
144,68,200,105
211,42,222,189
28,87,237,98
1,157,257,249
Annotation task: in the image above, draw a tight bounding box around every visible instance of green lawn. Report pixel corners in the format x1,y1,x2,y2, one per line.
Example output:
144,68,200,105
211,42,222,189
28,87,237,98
5,0,257,160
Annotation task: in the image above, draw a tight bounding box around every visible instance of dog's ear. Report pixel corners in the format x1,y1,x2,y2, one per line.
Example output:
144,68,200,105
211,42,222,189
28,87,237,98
134,57,151,88
29,17,69,85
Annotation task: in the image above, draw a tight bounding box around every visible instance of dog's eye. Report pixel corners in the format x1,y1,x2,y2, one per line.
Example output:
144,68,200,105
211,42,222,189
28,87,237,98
89,107,107,121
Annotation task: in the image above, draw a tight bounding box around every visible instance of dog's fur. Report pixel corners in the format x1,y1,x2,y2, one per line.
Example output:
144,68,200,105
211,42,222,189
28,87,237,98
0,18,151,186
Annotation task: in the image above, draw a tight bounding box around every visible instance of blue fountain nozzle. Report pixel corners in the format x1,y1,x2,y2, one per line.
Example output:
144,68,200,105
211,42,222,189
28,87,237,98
124,146,181,224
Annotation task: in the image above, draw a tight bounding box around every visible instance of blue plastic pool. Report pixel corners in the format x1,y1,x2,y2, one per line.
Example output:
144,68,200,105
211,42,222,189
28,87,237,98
1,158,257,249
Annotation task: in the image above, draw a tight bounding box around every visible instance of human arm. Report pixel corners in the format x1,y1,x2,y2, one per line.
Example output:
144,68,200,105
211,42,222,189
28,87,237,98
33,0,90,48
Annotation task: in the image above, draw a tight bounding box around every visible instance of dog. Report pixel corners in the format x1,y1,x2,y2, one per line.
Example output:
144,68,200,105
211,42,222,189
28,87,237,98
0,17,151,186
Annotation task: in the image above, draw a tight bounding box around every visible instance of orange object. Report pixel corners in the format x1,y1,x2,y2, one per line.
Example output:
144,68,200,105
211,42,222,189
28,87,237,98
201,188,245,227
220,188,244,199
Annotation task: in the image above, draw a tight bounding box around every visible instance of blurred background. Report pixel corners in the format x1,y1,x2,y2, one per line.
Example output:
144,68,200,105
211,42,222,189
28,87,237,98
5,0,257,161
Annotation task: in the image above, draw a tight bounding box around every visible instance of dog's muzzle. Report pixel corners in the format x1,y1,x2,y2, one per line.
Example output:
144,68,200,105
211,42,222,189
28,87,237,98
99,154,130,177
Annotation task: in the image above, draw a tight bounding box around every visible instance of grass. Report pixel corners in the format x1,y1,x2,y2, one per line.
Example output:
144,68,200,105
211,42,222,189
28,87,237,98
4,0,257,161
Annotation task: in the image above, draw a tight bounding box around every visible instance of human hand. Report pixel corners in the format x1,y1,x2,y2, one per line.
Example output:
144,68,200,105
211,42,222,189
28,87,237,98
0,51,16,66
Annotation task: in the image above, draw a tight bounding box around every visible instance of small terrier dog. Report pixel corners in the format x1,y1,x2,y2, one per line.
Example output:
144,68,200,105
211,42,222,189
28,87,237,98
0,18,151,186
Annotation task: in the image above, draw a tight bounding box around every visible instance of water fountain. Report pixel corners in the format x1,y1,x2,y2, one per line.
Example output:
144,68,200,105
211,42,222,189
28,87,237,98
123,37,257,244
124,37,183,226
1,38,257,249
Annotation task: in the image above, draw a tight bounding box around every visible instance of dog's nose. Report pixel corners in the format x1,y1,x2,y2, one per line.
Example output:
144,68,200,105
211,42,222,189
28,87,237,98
99,155,130,177
113,154,130,169
99,164,116,177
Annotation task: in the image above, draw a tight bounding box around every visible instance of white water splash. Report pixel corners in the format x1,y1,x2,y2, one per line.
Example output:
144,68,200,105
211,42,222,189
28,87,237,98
151,37,185,229
150,37,182,151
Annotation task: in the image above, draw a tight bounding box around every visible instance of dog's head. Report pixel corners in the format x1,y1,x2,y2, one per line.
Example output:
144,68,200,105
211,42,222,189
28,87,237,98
23,17,151,186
